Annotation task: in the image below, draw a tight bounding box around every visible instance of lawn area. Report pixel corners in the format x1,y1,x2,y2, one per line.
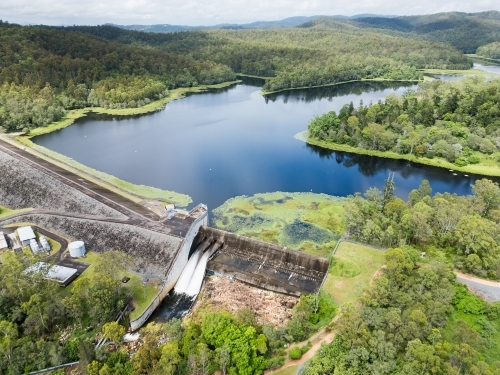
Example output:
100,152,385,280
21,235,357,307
73,252,159,320
212,192,345,258
323,241,386,305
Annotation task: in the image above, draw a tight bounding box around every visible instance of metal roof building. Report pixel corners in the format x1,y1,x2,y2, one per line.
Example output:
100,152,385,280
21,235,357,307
24,262,79,287
17,226,36,246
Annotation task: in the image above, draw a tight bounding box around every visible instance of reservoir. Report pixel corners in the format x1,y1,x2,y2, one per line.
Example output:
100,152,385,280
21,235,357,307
33,79,499,211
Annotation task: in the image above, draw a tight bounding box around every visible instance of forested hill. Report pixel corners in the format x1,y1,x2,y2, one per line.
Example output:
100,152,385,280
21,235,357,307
0,21,235,132
328,11,500,53
57,24,470,93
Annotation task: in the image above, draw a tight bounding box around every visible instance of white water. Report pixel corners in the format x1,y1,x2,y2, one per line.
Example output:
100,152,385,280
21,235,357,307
184,250,212,296
174,249,204,294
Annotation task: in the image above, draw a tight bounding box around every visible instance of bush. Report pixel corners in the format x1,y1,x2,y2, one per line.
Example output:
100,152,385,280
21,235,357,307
289,347,302,360
468,155,481,164
454,157,469,167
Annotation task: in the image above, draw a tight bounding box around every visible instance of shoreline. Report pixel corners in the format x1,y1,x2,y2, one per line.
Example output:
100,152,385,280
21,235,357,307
260,78,422,95
296,131,500,178
21,80,241,140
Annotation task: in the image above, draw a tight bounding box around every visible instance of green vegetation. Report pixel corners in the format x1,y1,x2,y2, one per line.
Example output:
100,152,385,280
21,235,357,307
303,248,500,374
87,292,336,375
323,242,385,304
74,252,158,320
0,21,236,133
213,192,344,258
344,11,500,53
477,42,500,60
0,249,130,373
344,178,500,279
308,77,500,176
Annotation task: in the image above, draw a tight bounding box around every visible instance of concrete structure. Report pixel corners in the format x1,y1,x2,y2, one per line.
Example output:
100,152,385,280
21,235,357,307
39,235,51,251
29,239,40,254
17,226,36,246
0,232,8,250
68,241,86,258
202,227,330,297
24,262,79,287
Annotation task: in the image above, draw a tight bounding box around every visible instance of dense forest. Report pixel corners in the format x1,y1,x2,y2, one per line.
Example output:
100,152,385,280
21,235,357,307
344,178,500,279
0,21,235,132
477,42,500,60
308,77,500,168
304,247,500,375
340,11,500,54
60,25,470,92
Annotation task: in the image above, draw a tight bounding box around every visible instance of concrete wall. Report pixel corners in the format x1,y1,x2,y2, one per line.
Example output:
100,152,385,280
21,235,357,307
203,227,329,296
129,205,208,330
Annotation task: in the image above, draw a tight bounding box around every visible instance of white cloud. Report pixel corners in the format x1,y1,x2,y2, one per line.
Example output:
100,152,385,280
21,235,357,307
1,0,499,25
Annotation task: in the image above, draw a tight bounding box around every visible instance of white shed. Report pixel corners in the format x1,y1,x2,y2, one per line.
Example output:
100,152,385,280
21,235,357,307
17,226,36,246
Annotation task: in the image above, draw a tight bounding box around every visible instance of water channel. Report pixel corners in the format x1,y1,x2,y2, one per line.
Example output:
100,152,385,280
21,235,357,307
34,77,500,212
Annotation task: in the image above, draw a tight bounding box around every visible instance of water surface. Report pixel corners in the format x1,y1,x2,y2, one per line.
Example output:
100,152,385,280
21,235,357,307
34,79,498,211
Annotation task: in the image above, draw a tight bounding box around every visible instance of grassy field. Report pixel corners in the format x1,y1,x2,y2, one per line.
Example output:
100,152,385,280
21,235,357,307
73,252,159,320
213,192,345,258
323,241,386,305
302,133,500,177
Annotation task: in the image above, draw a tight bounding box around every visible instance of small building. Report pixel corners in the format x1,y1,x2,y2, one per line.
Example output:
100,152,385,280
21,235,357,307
39,236,51,251
17,226,36,247
30,239,40,254
0,232,8,250
7,233,21,251
24,262,79,287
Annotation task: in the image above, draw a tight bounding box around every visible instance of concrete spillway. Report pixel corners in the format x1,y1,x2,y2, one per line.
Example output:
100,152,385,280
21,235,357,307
192,226,330,297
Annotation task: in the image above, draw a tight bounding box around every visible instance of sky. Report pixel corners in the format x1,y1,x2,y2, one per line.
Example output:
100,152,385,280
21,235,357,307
1,0,499,26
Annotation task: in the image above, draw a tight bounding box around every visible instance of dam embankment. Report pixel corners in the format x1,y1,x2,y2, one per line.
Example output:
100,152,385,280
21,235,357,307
193,226,329,297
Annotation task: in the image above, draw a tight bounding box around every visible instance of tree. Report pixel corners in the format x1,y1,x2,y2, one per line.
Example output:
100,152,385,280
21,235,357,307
472,179,500,217
157,342,181,375
102,322,125,345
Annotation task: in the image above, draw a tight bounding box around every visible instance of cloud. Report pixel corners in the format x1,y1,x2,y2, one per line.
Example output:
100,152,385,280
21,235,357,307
1,0,499,25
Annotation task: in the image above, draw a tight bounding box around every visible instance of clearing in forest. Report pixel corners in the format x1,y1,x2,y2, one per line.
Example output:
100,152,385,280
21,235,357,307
323,241,385,304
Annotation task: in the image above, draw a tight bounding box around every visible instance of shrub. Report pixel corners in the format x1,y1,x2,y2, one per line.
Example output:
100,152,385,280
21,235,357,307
289,347,302,360
454,157,469,167
468,155,481,164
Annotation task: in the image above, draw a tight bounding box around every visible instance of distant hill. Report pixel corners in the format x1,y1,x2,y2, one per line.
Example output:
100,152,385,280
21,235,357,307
349,11,500,53
109,14,397,33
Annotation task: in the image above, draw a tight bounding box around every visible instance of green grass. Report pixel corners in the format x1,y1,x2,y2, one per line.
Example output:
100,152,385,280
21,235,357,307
212,192,345,258
442,310,500,365
302,133,500,177
323,241,385,304
73,252,159,320
271,365,299,375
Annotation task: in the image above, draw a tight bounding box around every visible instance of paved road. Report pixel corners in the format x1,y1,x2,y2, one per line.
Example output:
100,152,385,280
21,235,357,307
456,271,500,302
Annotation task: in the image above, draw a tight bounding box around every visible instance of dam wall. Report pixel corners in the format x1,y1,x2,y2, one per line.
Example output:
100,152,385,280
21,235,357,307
129,204,208,330
199,227,330,297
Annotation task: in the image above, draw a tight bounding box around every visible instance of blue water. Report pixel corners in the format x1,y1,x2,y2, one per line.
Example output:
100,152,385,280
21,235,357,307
34,80,497,212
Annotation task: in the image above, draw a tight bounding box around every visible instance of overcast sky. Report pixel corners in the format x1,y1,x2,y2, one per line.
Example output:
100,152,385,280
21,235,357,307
1,0,499,26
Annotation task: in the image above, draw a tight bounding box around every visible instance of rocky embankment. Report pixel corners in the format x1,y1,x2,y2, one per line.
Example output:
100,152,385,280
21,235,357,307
0,214,182,275
0,149,125,219
193,276,298,326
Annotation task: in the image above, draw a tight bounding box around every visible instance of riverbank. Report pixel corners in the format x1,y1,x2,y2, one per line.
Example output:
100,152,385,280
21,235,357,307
21,81,241,139
260,78,421,95
296,131,500,177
